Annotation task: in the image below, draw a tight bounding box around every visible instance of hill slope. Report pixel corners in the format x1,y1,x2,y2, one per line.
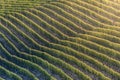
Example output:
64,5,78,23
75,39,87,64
0,0,120,80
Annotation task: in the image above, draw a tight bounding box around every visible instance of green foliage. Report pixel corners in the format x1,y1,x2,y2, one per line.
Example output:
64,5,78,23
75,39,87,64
0,0,120,80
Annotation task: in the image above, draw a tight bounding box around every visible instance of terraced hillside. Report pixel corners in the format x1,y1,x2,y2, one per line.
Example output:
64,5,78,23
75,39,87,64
0,0,120,80
0,0,56,15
